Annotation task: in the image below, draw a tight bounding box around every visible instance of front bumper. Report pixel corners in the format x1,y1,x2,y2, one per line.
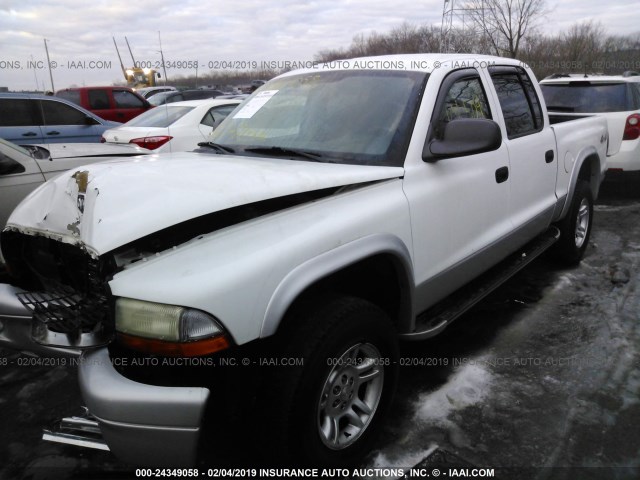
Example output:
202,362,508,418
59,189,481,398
79,348,210,467
1,282,210,466
0,283,79,357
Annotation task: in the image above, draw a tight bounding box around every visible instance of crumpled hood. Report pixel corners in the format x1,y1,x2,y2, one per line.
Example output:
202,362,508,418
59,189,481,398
6,152,403,256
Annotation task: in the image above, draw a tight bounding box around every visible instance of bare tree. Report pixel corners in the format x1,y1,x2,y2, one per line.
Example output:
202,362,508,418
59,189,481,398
465,0,547,58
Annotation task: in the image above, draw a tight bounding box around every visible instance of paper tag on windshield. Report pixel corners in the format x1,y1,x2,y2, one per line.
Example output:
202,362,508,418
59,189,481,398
233,90,279,119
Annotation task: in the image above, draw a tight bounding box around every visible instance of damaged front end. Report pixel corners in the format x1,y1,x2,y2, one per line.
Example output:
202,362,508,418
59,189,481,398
2,230,116,349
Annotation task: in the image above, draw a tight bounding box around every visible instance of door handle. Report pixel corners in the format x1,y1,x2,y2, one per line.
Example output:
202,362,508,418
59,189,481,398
46,131,60,135
545,150,554,163
495,166,509,183
22,132,37,137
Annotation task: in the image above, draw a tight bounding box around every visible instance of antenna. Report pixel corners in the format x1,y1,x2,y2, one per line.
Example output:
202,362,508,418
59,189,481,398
158,31,168,84
43,38,55,92
113,37,127,79
125,36,137,65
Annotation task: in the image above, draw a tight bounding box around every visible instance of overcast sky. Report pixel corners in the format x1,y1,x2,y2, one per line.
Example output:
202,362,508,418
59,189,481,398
1,0,639,91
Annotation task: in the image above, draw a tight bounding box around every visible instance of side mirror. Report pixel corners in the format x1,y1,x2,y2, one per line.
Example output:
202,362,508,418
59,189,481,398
423,118,502,161
0,155,26,175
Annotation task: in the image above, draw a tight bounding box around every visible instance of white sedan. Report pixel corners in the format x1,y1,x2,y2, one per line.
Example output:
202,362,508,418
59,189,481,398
100,99,242,153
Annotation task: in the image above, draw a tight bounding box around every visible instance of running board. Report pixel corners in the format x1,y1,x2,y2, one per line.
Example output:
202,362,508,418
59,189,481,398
42,407,110,451
401,226,560,341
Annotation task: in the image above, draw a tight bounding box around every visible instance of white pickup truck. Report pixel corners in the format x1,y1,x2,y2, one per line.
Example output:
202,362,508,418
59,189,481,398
0,54,608,467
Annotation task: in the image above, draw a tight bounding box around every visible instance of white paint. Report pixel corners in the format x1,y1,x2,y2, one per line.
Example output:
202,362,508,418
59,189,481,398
6,153,403,256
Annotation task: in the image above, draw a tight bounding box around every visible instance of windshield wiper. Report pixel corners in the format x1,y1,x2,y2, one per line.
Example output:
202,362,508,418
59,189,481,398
197,142,236,154
243,146,324,161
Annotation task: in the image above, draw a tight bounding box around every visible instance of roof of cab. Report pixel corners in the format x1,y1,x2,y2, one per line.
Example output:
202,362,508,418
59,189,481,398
279,53,522,78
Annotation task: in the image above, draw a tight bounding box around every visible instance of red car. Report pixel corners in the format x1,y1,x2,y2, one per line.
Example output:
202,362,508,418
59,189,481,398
56,86,152,122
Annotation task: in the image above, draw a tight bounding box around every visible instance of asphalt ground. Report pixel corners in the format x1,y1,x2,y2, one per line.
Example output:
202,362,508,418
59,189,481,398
0,173,639,480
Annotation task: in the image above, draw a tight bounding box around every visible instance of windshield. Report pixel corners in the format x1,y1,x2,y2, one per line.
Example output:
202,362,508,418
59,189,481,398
124,105,194,128
209,69,427,166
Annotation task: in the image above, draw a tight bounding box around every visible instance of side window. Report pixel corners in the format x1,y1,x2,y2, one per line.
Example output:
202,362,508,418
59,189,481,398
200,105,238,127
490,67,543,139
88,90,110,110
201,110,216,128
0,99,38,126
0,151,26,175
113,90,145,108
433,75,491,140
40,100,88,125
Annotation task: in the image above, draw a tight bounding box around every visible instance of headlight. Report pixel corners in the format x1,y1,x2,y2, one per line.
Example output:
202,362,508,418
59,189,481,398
115,298,231,357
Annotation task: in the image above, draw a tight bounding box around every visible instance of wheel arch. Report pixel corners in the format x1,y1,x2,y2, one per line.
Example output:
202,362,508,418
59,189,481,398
560,149,603,220
260,234,415,339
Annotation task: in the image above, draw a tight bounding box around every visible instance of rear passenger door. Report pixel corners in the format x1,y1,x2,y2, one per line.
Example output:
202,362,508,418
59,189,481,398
404,68,513,311
39,99,100,143
0,99,44,144
486,66,557,239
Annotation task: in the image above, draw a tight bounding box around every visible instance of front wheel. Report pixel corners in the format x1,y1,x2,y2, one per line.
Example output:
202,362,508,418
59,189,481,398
261,295,399,466
553,180,593,265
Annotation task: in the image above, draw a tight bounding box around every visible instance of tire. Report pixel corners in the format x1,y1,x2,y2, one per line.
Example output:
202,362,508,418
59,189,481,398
553,180,593,265
259,295,399,467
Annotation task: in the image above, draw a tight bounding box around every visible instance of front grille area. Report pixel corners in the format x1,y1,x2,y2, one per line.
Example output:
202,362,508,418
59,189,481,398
2,230,115,346
18,286,108,335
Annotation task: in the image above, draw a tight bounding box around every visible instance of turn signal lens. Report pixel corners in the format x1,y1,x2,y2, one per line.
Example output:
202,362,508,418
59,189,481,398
115,298,231,356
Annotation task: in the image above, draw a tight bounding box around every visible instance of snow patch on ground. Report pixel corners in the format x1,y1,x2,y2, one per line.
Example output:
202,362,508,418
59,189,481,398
594,204,638,213
368,444,439,478
414,362,492,423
